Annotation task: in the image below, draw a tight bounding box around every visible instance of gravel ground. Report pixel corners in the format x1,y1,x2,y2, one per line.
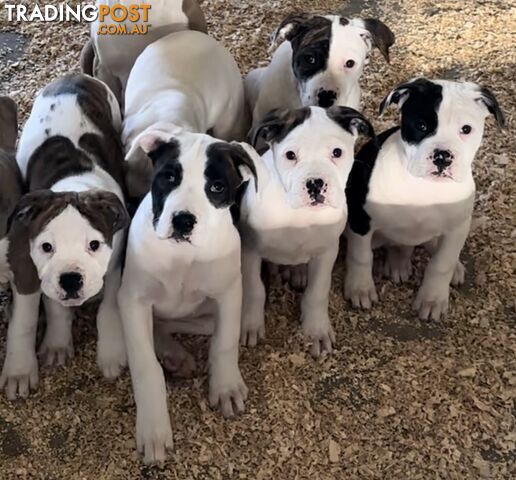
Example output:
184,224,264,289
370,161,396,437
0,0,515,478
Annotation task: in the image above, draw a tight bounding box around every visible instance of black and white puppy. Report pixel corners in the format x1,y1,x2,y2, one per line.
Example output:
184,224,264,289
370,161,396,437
246,13,394,124
345,78,505,320
118,129,256,463
239,106,375,356
0,74,130,400
0,96,23,285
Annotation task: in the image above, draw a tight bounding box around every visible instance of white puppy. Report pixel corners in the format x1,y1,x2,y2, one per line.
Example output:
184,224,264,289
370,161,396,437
82,0,207,104
123,29,249,198
239,106,375,356
344,78,505,320
0,74,130,400
246,13,395,124
118,129,257,463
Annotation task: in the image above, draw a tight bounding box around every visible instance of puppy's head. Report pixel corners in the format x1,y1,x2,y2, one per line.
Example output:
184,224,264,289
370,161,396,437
252,106,375,209
273,13,394,108
380,78,506,182
8,191,129,306
133,130,257,244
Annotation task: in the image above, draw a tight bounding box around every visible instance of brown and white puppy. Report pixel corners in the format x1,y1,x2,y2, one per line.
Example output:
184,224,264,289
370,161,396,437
0,96,23,286
81,0,208,105
0,74,130,400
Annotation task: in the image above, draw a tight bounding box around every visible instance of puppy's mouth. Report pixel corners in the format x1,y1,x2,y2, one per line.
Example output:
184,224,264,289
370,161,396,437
169,232,193,244
430,169,454,181
310,194,327,206
59,296,85,307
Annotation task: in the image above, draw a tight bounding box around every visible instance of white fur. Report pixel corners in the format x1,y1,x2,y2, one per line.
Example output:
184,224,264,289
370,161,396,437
239,107,358,356
345,80,494,320
246,16,373,124
0,237,10,285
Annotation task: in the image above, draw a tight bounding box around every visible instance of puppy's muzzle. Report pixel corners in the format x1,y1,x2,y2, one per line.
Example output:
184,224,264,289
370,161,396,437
59,271,83,299
171,211,197,241
432,149,453,174
306,178,327,205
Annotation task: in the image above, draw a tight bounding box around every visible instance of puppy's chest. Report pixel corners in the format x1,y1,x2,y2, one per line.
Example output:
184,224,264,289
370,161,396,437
367,199,474,246
244,221,343,264
153,252,239,318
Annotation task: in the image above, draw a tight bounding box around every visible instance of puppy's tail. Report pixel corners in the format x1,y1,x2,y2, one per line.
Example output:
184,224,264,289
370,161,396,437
80,39,95,76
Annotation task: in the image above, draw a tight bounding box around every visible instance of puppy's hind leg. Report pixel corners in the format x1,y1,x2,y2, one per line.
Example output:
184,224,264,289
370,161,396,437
383,246,414,283
39,297,74,367
153,323,196,379
96,267,127,379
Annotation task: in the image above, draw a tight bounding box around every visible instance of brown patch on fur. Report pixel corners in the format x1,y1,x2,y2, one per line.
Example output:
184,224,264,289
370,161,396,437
362,18,395,62
7,190,129,295
0,96,18,151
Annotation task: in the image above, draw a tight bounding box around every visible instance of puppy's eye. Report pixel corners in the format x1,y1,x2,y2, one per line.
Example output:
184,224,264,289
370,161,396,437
461,125,472,135
332,148,343,158
210,181,225,194
41,242,53,254
415,120,428,132
286,151,297,161
89,240,100,252
345,59,355,68
304,54,316,65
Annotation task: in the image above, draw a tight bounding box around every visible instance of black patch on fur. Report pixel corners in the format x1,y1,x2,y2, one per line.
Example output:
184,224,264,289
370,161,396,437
326,106,376,140
362,18,395,62
204,142,257,210
149,140,183,227
477,86,506,129
346,126,400,235
251,107,312,150
26,136,94,191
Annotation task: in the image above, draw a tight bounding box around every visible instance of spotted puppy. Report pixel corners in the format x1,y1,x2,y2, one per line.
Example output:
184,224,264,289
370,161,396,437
0,74,130,400
239,106,375,356
81,0,207,105
123,29,248,198
345,78,505,320
0,97,23,286
118,129,256,463
246,13,394,124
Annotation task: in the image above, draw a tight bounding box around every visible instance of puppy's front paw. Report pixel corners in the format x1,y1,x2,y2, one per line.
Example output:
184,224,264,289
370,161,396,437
384,250,413,283
301,314,335,357
0,353,39,400
240,310,265,347
344,270,378,309
451,261,465,287
97,335,127,380
413,282,450,321
136,409,173,464
209,368,248,418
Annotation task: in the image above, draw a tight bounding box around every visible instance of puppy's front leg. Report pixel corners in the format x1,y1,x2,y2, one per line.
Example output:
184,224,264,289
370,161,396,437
119,290,172,464
240,247,266,346
97,267,127,379
39,296,74,366
211,276,248,418
0,290,41,399
301,242,339,357
414,219,471,321
344,229,378,308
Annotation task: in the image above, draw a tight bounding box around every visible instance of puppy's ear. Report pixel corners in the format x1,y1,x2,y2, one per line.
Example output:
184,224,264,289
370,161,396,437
7,190,58,232
476,86,506,130
125,124,183,164
356,18,395,62
250,107,312,149
327,106,376,140
0,96,18,151
228,142,259,189
379,78,427,115
271,12,311,49
77,191,129,242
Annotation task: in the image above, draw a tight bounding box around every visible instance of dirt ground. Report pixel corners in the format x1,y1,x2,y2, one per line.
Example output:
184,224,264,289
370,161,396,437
0,0,515,478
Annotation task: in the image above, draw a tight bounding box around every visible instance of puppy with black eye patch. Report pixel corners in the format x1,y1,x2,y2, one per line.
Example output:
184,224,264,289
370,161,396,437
0,74,130,401
246,12,395,125
117,129,257,463
239,106,375,357
344,78,505,321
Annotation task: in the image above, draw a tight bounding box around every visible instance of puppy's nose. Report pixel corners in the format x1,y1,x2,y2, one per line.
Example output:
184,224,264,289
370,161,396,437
306,178,325,195
433,149,453,169
317,90,337,108
59,272,83,296
172,211,197,235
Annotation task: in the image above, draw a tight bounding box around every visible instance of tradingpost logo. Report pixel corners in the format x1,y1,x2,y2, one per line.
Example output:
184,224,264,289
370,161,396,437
3,2,152,36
